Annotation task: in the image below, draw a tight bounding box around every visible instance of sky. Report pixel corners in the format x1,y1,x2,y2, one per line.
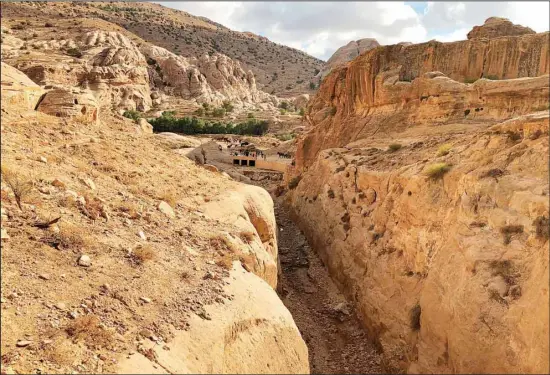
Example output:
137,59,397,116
157,1,550,61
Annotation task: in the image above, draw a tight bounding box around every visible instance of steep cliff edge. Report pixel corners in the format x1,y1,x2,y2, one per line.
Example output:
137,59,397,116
287,19,550,374
298,28,549,168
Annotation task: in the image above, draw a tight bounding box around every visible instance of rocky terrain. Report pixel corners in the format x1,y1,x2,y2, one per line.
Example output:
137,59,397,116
1,15,283,115
0,59,309,373
1,1,325,96
286,18,549,373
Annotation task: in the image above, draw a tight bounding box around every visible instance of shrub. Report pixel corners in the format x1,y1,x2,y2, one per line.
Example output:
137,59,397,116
212,107,226,118
1,163,33,210
132,245,155,264
388,143,402,152
424,163,450,179
279,109,287,115
330,107,337,116
327,189,335,199
66,47,82,58
309,82,316,89
66,315,113,349
484,75,499,80
247,112,255,119
500,224,524,245
409,304,421,331
464,77,478,84
122,110,141,122
299,108,305,116
437,144,452,156
55,223,92,251
279,101,289,110
222,101,234,112
195,107,205,116
533,216,549,240
239,231,255,244
288,175,302,190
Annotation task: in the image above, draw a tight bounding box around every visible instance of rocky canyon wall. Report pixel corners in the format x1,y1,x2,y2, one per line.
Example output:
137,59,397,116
288,112,549,373
289,18,550,374
299,31,549,169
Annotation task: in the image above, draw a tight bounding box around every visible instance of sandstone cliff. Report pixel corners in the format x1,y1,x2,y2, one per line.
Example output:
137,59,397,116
289,112,549,373
287,19,550,374
468,17,536,40
319,38,380,78
299,29,549,168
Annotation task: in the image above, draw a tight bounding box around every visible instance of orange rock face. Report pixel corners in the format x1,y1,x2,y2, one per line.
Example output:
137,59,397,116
289,21,550,374
467,17,535,40
298,32,549,169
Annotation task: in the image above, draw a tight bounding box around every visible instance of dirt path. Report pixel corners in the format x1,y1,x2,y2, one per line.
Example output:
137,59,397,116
274,201,385,374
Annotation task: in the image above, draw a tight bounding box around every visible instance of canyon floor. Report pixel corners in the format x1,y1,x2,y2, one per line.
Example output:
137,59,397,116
275,201,390,374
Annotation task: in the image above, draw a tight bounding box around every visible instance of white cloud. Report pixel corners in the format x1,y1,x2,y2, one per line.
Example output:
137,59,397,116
156,1,549,61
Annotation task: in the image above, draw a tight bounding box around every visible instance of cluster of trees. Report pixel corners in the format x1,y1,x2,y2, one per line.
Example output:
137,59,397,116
194,101,234,118
148,112,269,136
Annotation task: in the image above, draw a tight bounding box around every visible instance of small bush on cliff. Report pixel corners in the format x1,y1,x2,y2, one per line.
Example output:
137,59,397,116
299,108,305,116
388,143,402,152
424,163,450,179
123,110,142,122
464,77,478,84
533,216,549,240
500,224,524,245
1,163,33,211
437,144,452,156
66,47,83,58
409,304,421,331
288,175,302,190
212,107,226,118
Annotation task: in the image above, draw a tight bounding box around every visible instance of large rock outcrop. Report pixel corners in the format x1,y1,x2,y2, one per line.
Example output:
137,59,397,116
467,17,536,40
36,88,99,124
288,112,549,373
319,38,380,78
0,62,45,113
142,45,277,107
299,28,549,169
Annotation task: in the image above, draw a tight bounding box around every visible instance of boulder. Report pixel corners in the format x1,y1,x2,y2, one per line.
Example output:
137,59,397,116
137,118,153,134
158,201,175,218
36,88,99,124
0,62,45,113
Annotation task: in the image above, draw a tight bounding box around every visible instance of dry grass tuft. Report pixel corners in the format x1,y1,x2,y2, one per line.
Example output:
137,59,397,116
41,337,74,366
1,163,33,210
489,259,516,285
159,190,177,208
239,231,255,244
66,315,113,349
424,163,451,179
436,144,452,156
132,245,156,265
45,223,93,251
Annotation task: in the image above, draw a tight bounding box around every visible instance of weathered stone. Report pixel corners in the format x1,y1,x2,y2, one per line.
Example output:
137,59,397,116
158,201,175,218
78,255,91,267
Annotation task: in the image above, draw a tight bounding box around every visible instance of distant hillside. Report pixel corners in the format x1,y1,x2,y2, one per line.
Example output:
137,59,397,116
1,1,325,97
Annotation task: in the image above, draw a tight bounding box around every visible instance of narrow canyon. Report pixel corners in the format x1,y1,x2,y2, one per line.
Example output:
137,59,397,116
1,3,548,375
